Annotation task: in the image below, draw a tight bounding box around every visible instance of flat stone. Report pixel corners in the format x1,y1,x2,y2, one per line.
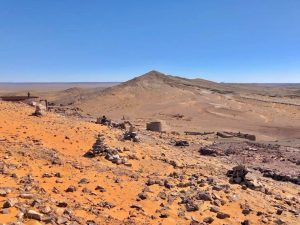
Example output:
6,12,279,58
26,210,44,221
20,193,34,199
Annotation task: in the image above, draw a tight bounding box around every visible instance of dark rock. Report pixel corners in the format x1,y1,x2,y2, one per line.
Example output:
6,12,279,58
276,209,283,215
199,147,218,156
195,191,212,201
65,185,77,192
216,212,230,219
240,203,251,215
78,178,89,184
57,201,68,208
3,198,18,208
130,204,144,211
241,220,251,225
227,165,248,184
95,185,106,192
203,217,214,224
98,201,115,209
159,212,169,218
185,201,199,212
138,192,148,200
175,140,189,147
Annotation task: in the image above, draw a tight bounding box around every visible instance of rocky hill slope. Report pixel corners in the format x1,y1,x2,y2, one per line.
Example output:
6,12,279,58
72,71,300,143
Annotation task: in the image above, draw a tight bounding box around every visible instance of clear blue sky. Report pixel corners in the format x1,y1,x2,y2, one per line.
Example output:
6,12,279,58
0,0,299,82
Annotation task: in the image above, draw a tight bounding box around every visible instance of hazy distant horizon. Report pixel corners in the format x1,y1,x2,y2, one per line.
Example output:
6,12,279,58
0,81,299,85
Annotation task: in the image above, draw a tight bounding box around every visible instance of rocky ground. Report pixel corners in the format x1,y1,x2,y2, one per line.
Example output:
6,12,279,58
199,140,300,185
0,100,300,225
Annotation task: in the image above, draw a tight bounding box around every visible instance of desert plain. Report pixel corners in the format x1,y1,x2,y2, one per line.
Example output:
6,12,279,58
0,71,299,225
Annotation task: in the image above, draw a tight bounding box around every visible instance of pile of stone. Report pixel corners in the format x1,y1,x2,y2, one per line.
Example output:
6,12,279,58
32,104,46,117
227,165,264,191
111,121,126,129
227,165,249,184
256,167,300,185
84,135,131,166
96,116,131,130
96,115,111,126
123,126,140,142
175,140,189,147
199,147,219,156
84,135,110,158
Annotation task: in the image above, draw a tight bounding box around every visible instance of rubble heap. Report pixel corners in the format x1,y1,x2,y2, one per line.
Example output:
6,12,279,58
123,126,140,142
227,165,264,191
84,135,131,166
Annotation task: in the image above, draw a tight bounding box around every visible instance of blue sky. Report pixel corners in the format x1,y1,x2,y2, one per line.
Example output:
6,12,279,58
0,0,299,82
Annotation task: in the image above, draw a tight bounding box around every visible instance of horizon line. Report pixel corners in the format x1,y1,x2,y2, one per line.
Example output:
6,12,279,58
0,81,299,84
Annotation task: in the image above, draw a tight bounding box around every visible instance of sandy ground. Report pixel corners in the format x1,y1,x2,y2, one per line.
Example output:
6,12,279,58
0,100,299,225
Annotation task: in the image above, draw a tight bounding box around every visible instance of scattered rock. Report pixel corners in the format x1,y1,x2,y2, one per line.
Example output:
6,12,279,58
57,201,68,208
26,209,44,221
175,140,189,147
241,220,251,225
98,201,115,209
0,208,9,214
3,198,18,208
65,185,77,192
199,147,218,156
203,217,214,224
20,193,34,199
78,178,89,184
185,201,199,212
137,192,148,200
95,185,106,192
195,191,212,201
216,212,230,219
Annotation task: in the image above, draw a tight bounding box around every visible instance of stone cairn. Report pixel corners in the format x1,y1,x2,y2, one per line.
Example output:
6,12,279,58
32,104,45,117
227,165,249,184
84,135,131,166
123,126,140,142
